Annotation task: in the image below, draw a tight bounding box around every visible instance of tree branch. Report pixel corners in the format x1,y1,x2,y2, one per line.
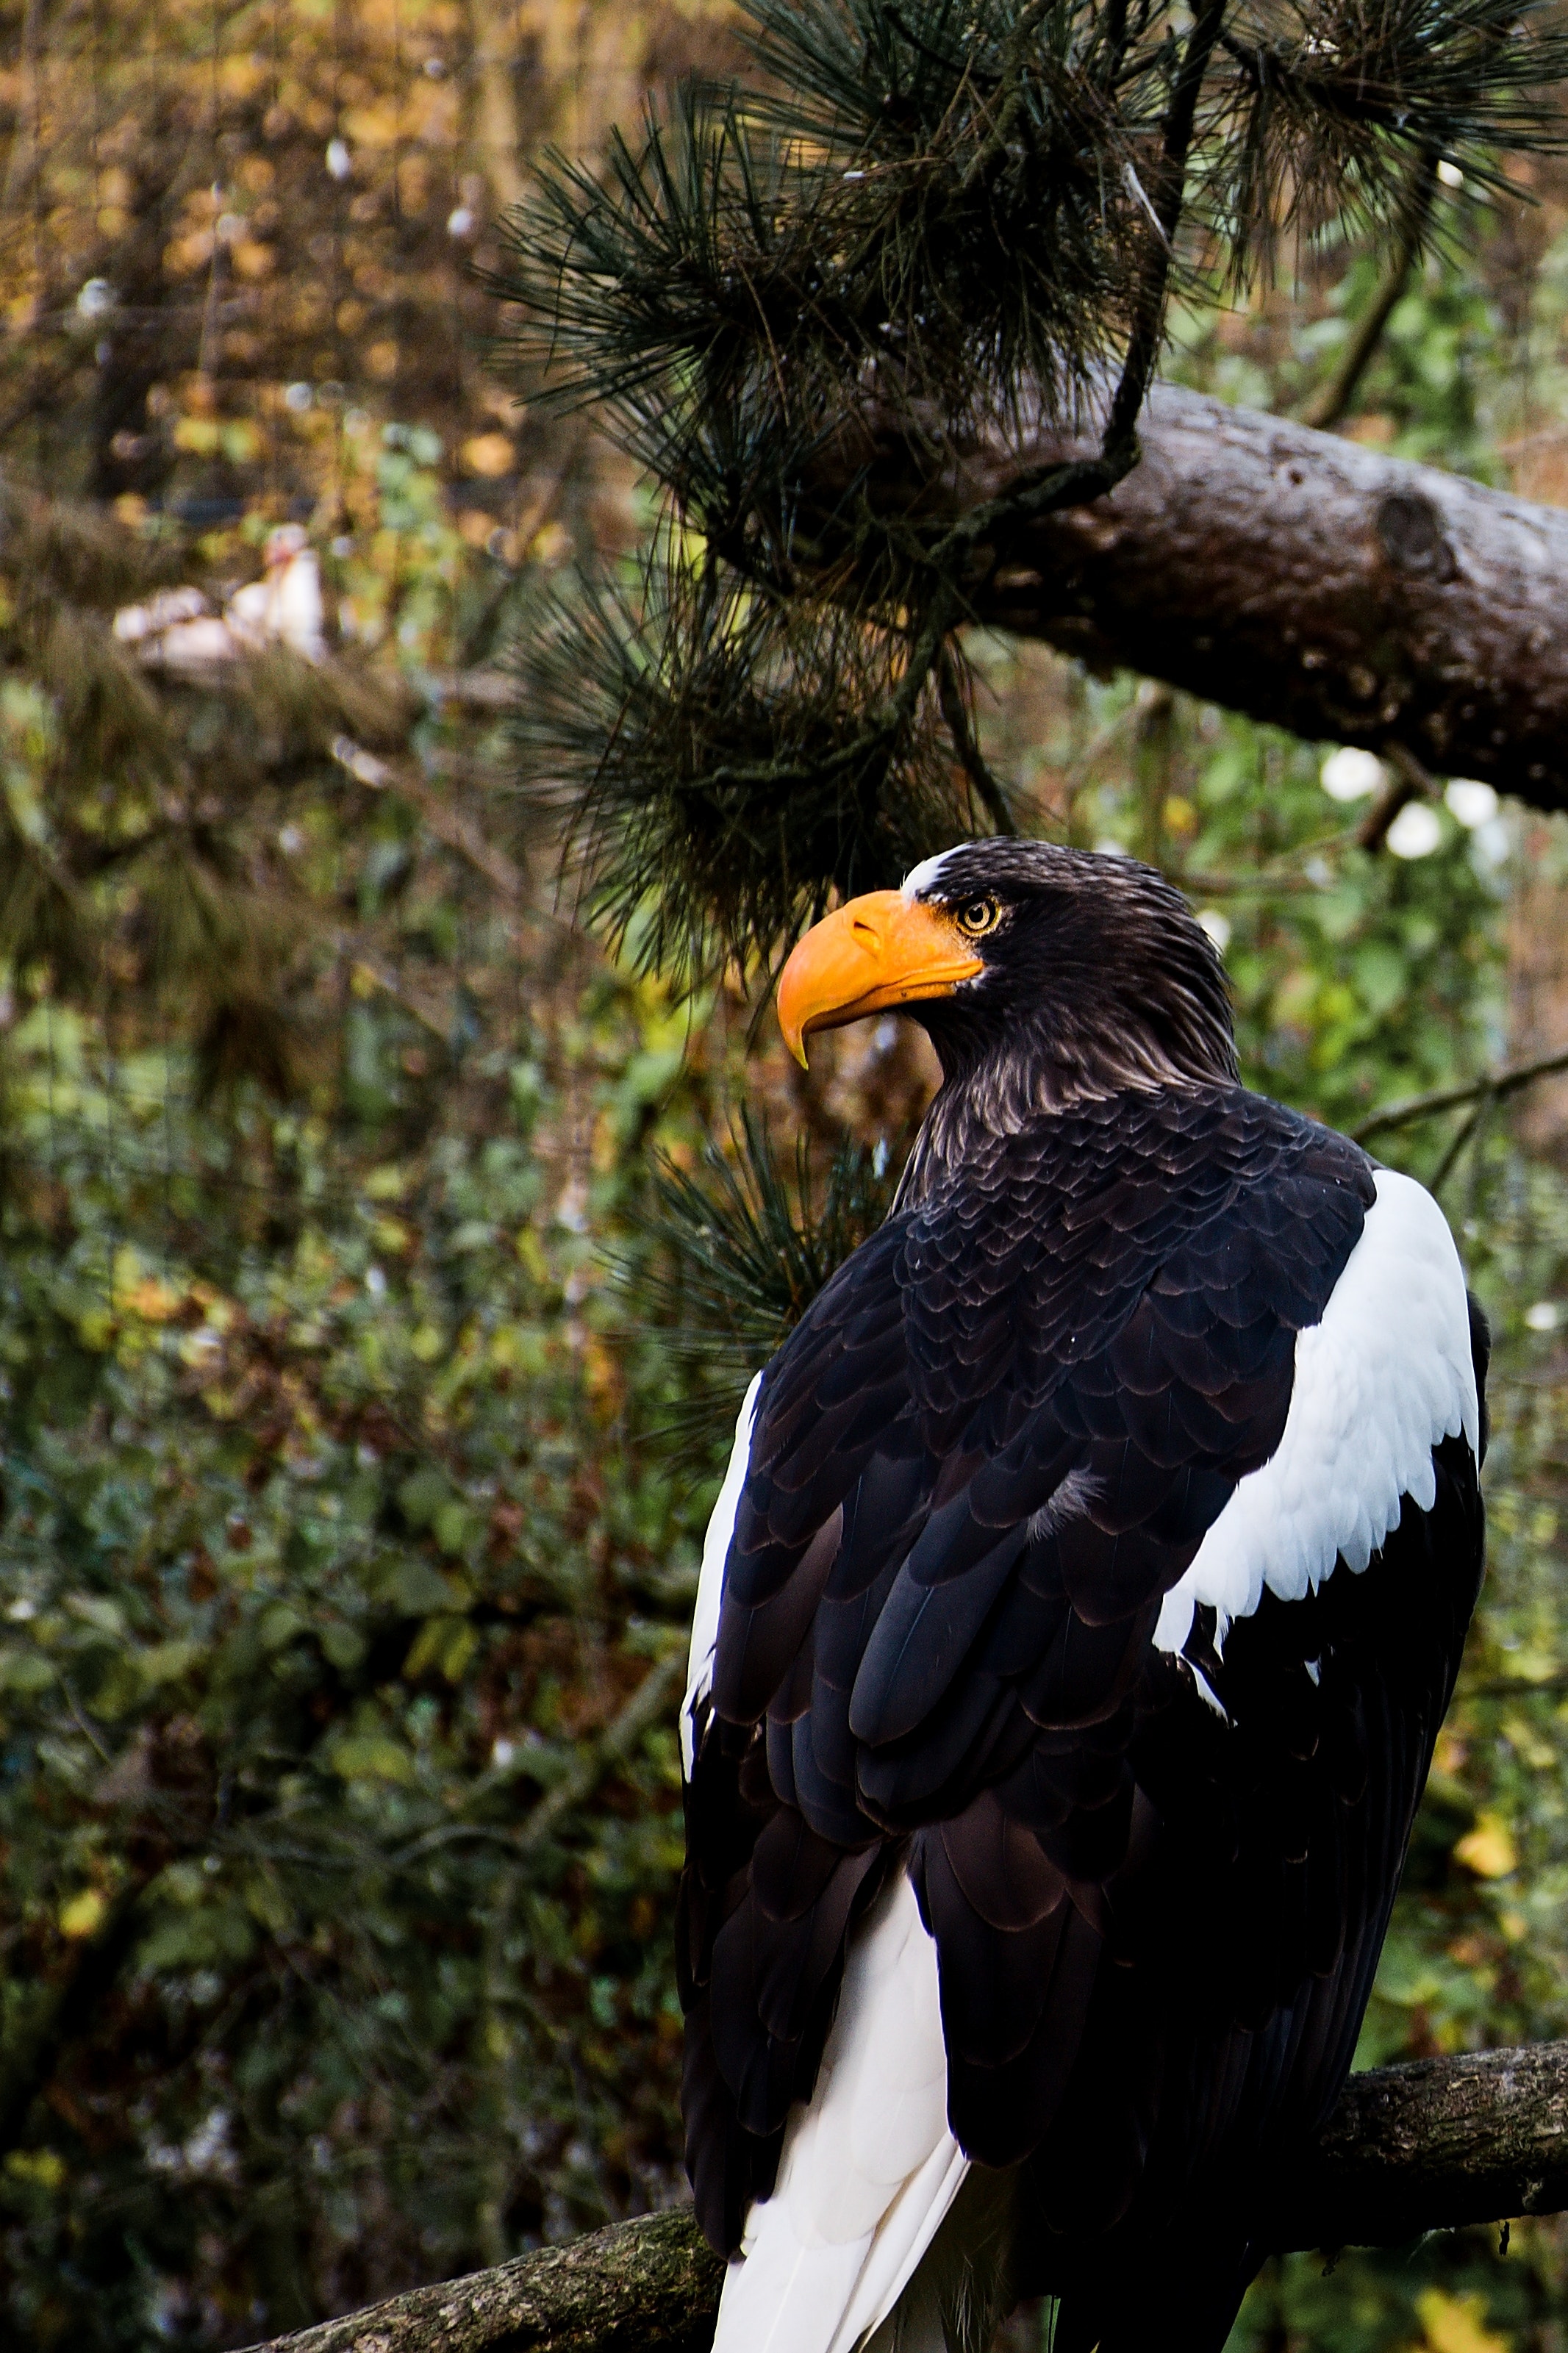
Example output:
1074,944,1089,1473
1297,157,1438,433
1353,1043,1568,1142
243,2043,1568,2353
845,382,1568,811
508,1648,687,1860
1103,0,1232,456
1272,2043,1568,2251
242,2207,723,2353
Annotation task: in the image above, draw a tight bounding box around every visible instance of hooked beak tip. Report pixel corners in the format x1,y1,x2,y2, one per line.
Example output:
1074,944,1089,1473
774,888,981,1060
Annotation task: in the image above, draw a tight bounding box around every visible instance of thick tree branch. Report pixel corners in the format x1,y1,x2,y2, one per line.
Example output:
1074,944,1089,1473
852,383,1568,809
1272,2043,1568,2250
243,2207,723,2353
245,2043,1568,2353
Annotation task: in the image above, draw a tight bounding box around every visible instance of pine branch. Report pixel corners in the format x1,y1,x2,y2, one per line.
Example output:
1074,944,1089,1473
903,381,1568,812
1298,154,1439,431
1105,0,1233,454
1210,0,1568,277
936,646,1017,837
514,556,967,986
626,1106,901,1427
495,0,1568,986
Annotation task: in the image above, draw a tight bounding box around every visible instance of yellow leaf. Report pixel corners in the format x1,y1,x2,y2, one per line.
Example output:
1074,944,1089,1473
1455,1816,1517,1878
124,1277,183,1322
404,1614,477,1684
173,414,221,454
218,53,265,99
5,2149,65,2191
1417,2290,1509,2353
342,100,401,147
460,431,514,479
164,232,215,279
59,1887,107,1939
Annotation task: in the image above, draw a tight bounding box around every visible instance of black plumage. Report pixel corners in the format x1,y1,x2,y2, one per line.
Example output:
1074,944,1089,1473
679,842,1488,2351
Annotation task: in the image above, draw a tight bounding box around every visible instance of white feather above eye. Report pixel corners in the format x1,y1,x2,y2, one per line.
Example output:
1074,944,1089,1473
1155,1167,1478,1660
684,1372,762,1777
900,848,958,901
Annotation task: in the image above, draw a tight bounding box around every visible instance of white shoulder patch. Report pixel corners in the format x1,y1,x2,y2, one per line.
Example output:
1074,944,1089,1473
712,1872,967,2353
1154,1167,1478,1659
684,1372,762,1777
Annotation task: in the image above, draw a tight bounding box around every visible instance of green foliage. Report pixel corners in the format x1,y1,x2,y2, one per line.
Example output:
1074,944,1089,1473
0,457,471,1101
0,962,712,2346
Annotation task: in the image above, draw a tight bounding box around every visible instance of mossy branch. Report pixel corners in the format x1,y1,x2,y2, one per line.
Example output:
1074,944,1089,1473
241,2044,1568,2353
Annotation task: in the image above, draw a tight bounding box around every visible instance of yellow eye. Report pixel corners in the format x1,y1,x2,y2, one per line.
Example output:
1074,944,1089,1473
953,895,1002,938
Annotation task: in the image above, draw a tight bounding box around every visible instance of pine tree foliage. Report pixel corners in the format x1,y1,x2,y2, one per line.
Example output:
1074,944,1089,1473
1214,0,1568,266
516,551,981,984
632,1106,900,1419
498,0,1567,992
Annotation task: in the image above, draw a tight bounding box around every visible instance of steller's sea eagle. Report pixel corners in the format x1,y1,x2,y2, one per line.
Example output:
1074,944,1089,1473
678,839,1487,2353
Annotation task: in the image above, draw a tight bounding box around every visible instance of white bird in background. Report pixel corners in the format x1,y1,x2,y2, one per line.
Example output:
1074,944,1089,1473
114,525,326,671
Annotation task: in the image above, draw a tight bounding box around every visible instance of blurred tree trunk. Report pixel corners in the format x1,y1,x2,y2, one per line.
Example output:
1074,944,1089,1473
1508,821,1568,1163
87,93,190,501
469,0,526,212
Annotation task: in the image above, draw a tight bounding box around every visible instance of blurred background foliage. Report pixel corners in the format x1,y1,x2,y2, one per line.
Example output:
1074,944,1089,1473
0,4,1565,2352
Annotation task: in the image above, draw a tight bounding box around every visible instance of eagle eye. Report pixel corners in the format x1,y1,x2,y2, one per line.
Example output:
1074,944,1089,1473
953,895,1002,939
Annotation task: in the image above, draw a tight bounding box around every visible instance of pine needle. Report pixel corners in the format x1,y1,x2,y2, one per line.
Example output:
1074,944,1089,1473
623,1106,902,1433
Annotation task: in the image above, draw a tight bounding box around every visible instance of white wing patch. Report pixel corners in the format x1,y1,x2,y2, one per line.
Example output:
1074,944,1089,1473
1155,1167,1478,1659
684,1372,762,1777
712,1872,967,2353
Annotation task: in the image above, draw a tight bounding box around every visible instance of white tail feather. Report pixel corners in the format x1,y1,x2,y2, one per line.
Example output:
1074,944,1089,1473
712,1873,969,2353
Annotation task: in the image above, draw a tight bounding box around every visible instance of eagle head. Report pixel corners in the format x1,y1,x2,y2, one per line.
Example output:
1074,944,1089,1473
776,839,1237,1111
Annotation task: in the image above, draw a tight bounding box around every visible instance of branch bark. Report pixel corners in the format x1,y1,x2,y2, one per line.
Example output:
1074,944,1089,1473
244,2043,1568,2353
856,383,1568,809
1273,2043,1568,2250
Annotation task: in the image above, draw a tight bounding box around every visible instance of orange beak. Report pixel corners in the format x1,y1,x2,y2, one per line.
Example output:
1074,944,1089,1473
776,889,984,1067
